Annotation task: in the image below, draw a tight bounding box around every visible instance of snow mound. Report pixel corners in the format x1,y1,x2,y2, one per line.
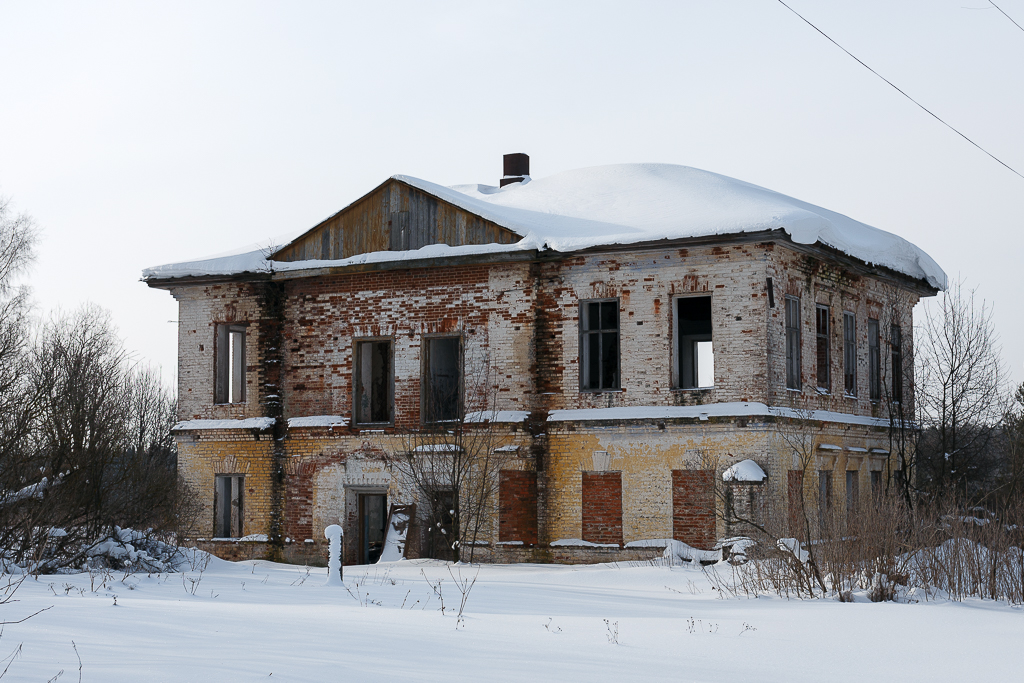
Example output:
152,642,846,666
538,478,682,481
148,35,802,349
722,459,767,482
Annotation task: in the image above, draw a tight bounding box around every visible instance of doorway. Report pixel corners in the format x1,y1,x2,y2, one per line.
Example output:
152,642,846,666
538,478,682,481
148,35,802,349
358,493,387,564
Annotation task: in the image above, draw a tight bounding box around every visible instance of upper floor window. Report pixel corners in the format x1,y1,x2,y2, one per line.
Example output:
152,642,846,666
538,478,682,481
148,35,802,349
868,318,880,401
423,336,461,422
816,305,830,391
580,299,619,391
215,323,246,404
785,296,801,390
891,324,903,404
675,296,714,389
355,339,393,424
843,312,856,396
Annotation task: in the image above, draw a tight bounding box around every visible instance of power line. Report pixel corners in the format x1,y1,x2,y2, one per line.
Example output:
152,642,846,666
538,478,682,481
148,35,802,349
990,1,1024,33
776,0,1024,180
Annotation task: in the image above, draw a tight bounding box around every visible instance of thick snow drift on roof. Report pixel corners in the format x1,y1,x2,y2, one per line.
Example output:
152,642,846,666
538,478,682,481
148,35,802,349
143,163,945,289
722,459,768,482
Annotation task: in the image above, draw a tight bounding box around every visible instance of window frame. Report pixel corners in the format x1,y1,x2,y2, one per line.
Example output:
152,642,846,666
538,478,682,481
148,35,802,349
785,296,802,390
868,318,881,401
214,323,247,405
891,323,904,404
213,474,244,538
421,334,464,424
815,304,830,392
843,311,857,396
672,294,714,390
579,298,621,393
353,336,395,426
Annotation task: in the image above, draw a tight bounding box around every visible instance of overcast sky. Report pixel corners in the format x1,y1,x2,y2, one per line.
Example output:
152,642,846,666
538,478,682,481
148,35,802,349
1,0,1021,388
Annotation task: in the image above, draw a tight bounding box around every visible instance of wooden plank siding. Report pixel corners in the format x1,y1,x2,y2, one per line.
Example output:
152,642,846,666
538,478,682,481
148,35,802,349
271,179,521,263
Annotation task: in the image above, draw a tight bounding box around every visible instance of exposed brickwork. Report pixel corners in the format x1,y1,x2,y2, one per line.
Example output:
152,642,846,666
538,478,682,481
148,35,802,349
672,469,714,549
581,472,623,546
498,470,538,544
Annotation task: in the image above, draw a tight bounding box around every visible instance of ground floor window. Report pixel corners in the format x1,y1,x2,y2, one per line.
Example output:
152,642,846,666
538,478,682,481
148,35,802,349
358,493,387,564
214,474,244,538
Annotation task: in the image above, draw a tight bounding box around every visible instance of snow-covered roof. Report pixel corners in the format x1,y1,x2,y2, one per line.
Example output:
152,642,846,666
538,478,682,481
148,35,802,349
143,163,946,289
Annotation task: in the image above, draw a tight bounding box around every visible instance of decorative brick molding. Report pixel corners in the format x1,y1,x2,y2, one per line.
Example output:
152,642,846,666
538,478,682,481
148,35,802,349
499,470,538,544
672,469,714,549
582,471,623,546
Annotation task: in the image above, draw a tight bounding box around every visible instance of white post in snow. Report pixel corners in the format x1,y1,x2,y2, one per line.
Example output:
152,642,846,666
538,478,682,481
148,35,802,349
325,524,343,585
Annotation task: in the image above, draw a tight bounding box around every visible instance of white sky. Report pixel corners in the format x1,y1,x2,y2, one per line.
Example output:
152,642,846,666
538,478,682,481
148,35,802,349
1,1,1021,388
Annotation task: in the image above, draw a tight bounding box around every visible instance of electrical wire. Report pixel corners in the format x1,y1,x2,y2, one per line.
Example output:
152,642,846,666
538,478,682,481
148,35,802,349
776,0,1024,180
990,1,1024,33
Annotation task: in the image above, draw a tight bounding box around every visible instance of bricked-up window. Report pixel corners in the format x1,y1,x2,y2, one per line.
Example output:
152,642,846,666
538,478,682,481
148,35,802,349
581,471,623,546
785,296,801,390
215,324,246,404
818,470,832,532
890,324,904,404
843,312,856,396
355,339,393,424
676,296,714,389
423,337,461,423
815,305,830,391
580,299,619,391
214,474,243,538
868,318,881,401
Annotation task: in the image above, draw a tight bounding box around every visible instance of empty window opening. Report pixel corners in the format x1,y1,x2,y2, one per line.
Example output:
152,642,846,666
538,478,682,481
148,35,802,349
785,297,802,390
215,324,246,404
580,299,620,391
358,493,387,564
676,296,713,389
870,470,883,500
868,318,881,401
355,340,393,424
816,305,830,391
891,324,903,404
427,489,457,560
424,337,461,423
214,474,244,538
843,312,856,396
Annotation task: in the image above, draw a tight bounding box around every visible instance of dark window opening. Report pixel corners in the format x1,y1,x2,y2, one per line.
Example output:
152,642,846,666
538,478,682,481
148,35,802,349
870,470,882,501
427,489,457,560
580,299,619,391
891,324,903,404
215,324,246,404
868,318,880,401
214,474,244,538
818,470,832,532
424,337,461,423
785,296,802,390
676,296,714,389
843,312,856,396
358,493,387,564
355,340,393,424
846,470,859,520
816,305,830,391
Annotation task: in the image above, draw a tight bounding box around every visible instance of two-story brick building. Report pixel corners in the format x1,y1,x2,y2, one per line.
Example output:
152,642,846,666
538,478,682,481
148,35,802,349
144,156,945,565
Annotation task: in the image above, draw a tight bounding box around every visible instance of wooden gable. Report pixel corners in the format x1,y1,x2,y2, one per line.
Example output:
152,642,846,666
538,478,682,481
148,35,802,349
271,179,521,263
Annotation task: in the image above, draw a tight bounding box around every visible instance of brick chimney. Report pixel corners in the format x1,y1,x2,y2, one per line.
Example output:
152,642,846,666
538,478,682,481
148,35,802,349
500,153,530,187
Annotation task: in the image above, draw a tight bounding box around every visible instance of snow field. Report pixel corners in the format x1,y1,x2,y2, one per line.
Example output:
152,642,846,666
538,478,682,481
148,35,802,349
3,556,1020,682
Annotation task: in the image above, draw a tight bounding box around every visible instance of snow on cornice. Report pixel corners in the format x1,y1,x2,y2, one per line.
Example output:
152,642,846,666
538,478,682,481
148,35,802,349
143,163,946,290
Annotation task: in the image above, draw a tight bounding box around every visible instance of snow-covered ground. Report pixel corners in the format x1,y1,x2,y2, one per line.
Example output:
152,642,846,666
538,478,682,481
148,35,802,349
3,555,1020,682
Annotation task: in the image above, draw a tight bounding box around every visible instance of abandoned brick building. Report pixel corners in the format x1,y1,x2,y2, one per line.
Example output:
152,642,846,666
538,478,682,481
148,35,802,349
144,156,946,565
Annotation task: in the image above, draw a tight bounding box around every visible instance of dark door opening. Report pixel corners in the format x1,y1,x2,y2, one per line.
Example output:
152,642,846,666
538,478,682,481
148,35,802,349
427,490,458,561
358,493,387,564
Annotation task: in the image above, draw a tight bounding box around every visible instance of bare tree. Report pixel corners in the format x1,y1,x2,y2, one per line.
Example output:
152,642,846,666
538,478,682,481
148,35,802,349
916,280,1008,501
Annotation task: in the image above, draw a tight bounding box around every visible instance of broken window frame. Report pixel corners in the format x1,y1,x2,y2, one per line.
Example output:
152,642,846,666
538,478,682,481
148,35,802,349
816,304,830,392
353,337,395,425
422,335,463,424
843,311,857,396
215,323,247,405
673,295,714,390
579,298,620,392
785,296,802,390
213,474,244,538
868,318,881,401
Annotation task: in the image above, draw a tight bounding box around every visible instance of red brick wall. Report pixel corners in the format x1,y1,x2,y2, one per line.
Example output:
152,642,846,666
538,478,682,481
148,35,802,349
498,470,538,544
788,469,805,540
672,469,714,549
582,472,623,546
